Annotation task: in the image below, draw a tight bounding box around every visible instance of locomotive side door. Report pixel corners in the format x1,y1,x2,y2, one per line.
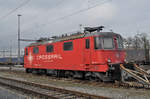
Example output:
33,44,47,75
84,38,91,69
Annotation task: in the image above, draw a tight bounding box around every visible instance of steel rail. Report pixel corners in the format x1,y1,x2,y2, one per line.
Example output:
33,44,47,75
0,76,110,99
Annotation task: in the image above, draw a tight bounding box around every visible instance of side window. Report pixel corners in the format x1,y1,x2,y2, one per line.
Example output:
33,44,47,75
63,42,73,51
33,47,39,54
46,45,54,52
85,39,90,49
25,48,28,55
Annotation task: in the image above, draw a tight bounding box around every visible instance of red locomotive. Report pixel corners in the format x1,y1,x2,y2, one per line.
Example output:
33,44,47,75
24,26,126,81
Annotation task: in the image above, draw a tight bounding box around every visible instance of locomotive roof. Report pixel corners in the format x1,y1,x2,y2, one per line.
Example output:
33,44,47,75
27,32,121,47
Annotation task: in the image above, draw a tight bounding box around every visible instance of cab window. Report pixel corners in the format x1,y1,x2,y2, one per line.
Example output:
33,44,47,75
85,39,90,49
94,37,102,49
94,36,114,49
103,37,114,49
116,36,124,49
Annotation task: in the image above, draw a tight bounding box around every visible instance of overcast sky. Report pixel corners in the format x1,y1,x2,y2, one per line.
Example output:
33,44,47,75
0,0,150,53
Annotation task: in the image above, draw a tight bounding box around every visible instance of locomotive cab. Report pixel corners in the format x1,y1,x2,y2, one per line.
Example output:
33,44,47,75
94,33,125,63
91,32,125,81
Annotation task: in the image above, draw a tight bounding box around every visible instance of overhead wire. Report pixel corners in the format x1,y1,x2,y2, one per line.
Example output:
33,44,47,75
8,0,67,38
0,0,32,21
22,0,67,28
22,0,112,35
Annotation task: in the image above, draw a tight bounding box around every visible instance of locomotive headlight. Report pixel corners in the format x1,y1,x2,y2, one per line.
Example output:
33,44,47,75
124,59,128,63
124,59,126,62
107,59,111,63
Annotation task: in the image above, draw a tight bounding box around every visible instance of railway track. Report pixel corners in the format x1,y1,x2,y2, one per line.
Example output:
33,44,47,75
0,68,149,90
0,76,109,99
1,67,150,90
0,65,150,92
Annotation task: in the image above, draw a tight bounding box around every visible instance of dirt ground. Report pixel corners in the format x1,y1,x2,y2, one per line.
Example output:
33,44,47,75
0,86,26,99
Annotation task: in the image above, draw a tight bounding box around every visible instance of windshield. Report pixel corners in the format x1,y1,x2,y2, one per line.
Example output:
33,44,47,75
94,36,114,49
94,37,103,49
103,37,114,49
116,36,123,49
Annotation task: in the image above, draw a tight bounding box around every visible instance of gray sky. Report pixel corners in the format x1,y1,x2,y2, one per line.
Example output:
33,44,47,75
0,0,150,52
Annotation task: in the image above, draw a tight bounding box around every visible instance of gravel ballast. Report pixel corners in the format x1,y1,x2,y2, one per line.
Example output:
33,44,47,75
0,66,150,99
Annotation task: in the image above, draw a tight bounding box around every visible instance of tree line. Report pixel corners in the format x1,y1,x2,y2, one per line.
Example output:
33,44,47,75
123,33,149,50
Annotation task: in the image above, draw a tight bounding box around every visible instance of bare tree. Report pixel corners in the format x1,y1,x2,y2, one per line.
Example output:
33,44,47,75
124,33,150,49
124,33,150,62
123,37,134,49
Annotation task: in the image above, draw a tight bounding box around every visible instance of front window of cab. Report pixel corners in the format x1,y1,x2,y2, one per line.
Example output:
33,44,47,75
94,36,114,49
103,37,114,49
94,35,124,50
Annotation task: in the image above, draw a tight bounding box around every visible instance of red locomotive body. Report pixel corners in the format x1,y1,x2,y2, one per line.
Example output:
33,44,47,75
24,29,125,81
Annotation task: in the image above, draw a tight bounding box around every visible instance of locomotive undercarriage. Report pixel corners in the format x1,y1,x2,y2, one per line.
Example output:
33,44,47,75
25,65,122,82
25,64,141,82
26,63,150,86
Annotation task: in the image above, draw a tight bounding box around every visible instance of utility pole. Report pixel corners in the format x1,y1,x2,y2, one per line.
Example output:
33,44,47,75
3,50,5,58
17,14,21,65
9,41,12,64
79,24,82,32
0,50,9,58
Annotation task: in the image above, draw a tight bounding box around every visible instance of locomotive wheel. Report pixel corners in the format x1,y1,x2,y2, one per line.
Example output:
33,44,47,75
65,71,74,78
40,69,47,74
88,76,99,81
85,72,97,81
36,69,47,75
